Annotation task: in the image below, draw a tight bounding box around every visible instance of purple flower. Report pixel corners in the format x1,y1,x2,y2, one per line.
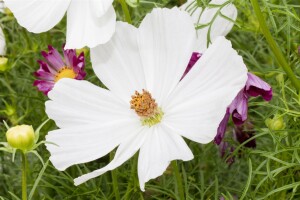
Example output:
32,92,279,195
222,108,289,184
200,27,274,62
246,73,272,101
215,108,230,145
229,89,248,126
218,121,256,165
214,72,272,144
234,122,256,148
34,45,86,95
183,51,271,148
219,141,235,165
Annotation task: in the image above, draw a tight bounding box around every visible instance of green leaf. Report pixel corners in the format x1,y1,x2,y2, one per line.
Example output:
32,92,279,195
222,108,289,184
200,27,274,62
34,119,50,143
28,160,49,200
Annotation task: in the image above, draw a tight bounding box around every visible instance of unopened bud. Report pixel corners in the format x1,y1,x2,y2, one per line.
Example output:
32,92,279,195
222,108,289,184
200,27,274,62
0,57,8,72
265,115,285,131
6,125,35,152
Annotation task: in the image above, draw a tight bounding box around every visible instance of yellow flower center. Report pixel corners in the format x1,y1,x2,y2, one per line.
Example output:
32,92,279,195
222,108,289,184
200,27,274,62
54,67,77,82
130,89,163,127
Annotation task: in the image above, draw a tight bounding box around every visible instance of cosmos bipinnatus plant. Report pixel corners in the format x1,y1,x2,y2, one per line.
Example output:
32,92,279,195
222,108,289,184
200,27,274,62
0,0,300,199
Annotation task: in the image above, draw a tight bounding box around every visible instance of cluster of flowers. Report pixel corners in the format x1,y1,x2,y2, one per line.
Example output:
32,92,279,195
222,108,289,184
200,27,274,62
2,0,272,191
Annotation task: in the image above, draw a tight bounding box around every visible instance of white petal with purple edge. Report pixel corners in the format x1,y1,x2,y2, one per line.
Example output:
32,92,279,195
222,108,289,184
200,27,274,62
4,0,71,33
137,8,197,105
45,78,141,171
91,22,146,103
74,127,149,186
138,124,193,191
66,1,116,49
163,37,247,144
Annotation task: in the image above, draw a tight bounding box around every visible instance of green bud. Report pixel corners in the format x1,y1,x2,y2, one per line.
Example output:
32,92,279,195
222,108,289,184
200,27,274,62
5,105,15,116
265,115,285,131
0,57,8,72
276,73,284,86
6,125,35,152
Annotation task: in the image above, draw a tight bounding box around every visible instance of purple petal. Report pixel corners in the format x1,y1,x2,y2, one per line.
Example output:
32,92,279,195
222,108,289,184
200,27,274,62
219,141,235,165
214,108,231,145
181,52,202,80
246,73,272,101
234,122,256,148
63,46,77,67
42,45,65,71
229,90,248,126
34,69,54,81
33,80,54,95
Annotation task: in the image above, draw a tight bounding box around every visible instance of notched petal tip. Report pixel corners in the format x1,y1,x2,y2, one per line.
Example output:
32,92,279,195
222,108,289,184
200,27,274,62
246,73,273,101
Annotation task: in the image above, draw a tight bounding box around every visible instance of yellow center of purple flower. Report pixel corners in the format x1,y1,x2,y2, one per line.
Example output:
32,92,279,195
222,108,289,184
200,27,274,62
54,67,77,82
130,89,163,127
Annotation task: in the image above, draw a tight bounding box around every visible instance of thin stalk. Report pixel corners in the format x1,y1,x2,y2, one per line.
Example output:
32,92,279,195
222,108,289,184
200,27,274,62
21,152,27,200
124,154,138,199
110,152,120,200
171,161,185,200
250,0,300,92
119,0,132,24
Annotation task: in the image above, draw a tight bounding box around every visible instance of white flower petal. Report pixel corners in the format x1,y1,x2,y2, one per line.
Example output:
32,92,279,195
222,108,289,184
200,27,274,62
0,27,6,55
138,124,193,191
196,0,237,51
91,22,146,102
46,79,137,129
138,8,197,105
0,2,5,13
45,78,141,170
90,0,113,18
46,123,141,171
180,0,203,24
66,1,116,49
164,37,247,144
74,128,149,186
4,0,70,33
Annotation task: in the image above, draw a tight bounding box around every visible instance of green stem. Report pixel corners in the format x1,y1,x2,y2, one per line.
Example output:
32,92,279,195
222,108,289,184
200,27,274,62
124,154,138,199
119,0,132,24
250,0,300,92
21,152,27,200
110,152,120,200
171,161,184,200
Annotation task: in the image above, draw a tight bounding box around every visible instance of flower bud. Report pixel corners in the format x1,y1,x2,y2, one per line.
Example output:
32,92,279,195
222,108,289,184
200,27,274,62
265,115,285,131
0,57,8,72
6,125,35,152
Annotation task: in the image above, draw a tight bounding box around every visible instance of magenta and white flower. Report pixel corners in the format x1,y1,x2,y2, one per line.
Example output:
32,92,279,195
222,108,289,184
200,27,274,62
34,45,86,95
45,8,247,191
4,0,116,49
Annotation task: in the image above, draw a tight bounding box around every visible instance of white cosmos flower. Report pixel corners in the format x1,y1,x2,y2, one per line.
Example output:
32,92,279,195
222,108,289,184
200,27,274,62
181,0,237,52
3,0,116,49
45,8,247,191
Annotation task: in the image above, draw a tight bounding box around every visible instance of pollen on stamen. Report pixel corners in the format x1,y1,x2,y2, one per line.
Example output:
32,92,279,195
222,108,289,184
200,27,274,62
130,89,163,127
54,66,77,82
